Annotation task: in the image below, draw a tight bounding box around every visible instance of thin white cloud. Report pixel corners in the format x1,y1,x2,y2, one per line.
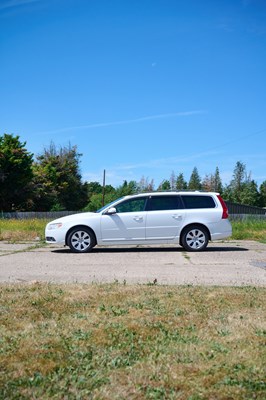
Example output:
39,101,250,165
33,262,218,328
36,110,207,135
109,150,221,172
82,150,222,186
83,151,266,187
0,0,41,10
82,137,266,186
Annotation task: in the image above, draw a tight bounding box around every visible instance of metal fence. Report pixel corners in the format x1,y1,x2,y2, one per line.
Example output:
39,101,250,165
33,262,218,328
1,202,265,220
0,211,80,220
229,214,266,221
226,202,266,216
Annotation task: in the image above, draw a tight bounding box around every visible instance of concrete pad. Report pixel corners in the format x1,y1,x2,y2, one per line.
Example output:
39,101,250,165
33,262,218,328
0,242,38,256
0,241,265,286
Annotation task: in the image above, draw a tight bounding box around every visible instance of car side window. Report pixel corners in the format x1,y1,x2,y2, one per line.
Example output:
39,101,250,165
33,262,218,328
181,195,215,209
115,197,147,213
147,196,183,211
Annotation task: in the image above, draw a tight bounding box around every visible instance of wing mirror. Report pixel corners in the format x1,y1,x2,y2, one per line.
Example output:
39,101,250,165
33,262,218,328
105,207,117,215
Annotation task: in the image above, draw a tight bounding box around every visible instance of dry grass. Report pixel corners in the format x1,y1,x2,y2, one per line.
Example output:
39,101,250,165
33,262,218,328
0,284,265,399
1,218,266,243
0,219,48,241
231,219,266,242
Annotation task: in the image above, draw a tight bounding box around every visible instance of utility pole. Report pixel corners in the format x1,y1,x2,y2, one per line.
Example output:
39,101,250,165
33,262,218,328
102,169,106,206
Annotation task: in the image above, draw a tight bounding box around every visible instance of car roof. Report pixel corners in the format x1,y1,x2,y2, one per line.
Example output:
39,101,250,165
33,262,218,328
123,191,219,199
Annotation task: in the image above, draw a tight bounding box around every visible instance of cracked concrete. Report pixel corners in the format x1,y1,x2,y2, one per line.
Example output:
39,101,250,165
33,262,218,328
0,240,265,286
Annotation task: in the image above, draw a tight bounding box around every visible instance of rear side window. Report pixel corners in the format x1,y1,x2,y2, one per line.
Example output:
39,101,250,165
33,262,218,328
181,195,216,209
148,196,183,211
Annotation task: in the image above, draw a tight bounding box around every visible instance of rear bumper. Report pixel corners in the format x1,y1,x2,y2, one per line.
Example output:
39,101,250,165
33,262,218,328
209,219,232,241
211,230,232,241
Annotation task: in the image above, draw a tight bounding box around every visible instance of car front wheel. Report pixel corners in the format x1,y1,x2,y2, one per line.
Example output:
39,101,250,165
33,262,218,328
67,227,96,253
181,225,209,252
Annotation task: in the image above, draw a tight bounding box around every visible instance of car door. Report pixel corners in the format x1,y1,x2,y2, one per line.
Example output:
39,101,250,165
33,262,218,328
100,197,147,243
145,195,185,240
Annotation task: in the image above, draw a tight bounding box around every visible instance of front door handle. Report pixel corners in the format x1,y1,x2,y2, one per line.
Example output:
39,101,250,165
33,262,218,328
133,216,143,221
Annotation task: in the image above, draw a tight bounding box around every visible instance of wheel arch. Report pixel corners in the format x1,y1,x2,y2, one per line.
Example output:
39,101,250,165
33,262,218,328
65,225,97,247
179,223,211,245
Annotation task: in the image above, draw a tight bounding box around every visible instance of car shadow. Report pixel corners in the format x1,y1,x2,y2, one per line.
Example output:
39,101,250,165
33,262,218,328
52,245,248,254
204,246,248,252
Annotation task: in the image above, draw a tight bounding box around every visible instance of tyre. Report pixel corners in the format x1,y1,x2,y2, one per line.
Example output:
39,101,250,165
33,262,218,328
67,227,96,253
181,225,209,252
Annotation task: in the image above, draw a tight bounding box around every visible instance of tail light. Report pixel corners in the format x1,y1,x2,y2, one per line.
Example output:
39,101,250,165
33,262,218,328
217,195,229,219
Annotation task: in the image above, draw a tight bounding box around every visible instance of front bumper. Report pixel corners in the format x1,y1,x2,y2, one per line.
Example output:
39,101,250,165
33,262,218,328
45,228,66,245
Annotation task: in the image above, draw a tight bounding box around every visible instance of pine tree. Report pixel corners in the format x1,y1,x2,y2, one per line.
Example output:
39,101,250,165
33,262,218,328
240,180,260,206
176,173,187,190
213,167,223,193
259,181,266,207
230,161,246,202
188,167,201,190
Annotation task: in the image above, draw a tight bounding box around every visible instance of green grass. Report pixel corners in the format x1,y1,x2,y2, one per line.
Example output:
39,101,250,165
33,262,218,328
1,218,266,243
0,219,265,398
0,219,48,242
0,284,265,399
230,219,266,243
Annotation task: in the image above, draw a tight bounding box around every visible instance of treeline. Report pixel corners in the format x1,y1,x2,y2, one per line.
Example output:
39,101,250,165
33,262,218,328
0,134,266,212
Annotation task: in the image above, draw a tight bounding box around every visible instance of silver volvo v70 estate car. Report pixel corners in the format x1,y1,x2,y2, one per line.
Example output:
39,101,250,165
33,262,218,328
45,191,232,253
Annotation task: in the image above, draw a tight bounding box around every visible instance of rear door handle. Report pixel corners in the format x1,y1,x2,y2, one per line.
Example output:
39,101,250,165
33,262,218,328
172,215,182,220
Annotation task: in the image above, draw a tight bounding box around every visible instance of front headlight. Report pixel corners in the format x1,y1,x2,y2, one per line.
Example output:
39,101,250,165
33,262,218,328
47,223,63,230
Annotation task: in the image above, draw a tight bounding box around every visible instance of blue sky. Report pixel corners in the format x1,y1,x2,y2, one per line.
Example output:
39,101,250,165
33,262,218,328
1,0,266,188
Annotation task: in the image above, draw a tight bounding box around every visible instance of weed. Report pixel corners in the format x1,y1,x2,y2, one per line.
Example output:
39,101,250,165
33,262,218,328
231,219,266,241
0,284,265,399
0,219,48,242
1,218,266,245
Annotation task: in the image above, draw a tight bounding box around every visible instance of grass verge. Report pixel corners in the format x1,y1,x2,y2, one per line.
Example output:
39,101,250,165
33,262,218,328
230,219,266,243
0,284,265,399
0,219,48,242
1,218,266,243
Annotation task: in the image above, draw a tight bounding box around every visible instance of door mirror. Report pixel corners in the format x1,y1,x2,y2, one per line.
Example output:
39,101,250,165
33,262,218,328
105,207,117,215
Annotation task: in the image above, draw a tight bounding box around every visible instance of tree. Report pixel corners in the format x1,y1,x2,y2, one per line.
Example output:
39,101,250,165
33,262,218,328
137,176,155,192
87,181,102,197
259,181,266,207
188,167,201,190
116,180,138,197
223,161,262,206
170,171,176,190
225,161,252,204
33,142,87,210
158,180,171,191
213,167,223,193
201,167,223,193
0,134,34,211
222,184,233,202
202,174,214,192
229,161,247,202
176,173,187,190
240,180,260,206
83,192,116,212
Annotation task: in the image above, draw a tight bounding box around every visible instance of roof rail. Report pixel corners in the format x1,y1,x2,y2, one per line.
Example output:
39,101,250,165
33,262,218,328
135,189,214,194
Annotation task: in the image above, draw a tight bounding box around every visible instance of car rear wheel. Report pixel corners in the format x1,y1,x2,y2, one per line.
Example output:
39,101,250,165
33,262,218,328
181,225,209,252
67,227,96,253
